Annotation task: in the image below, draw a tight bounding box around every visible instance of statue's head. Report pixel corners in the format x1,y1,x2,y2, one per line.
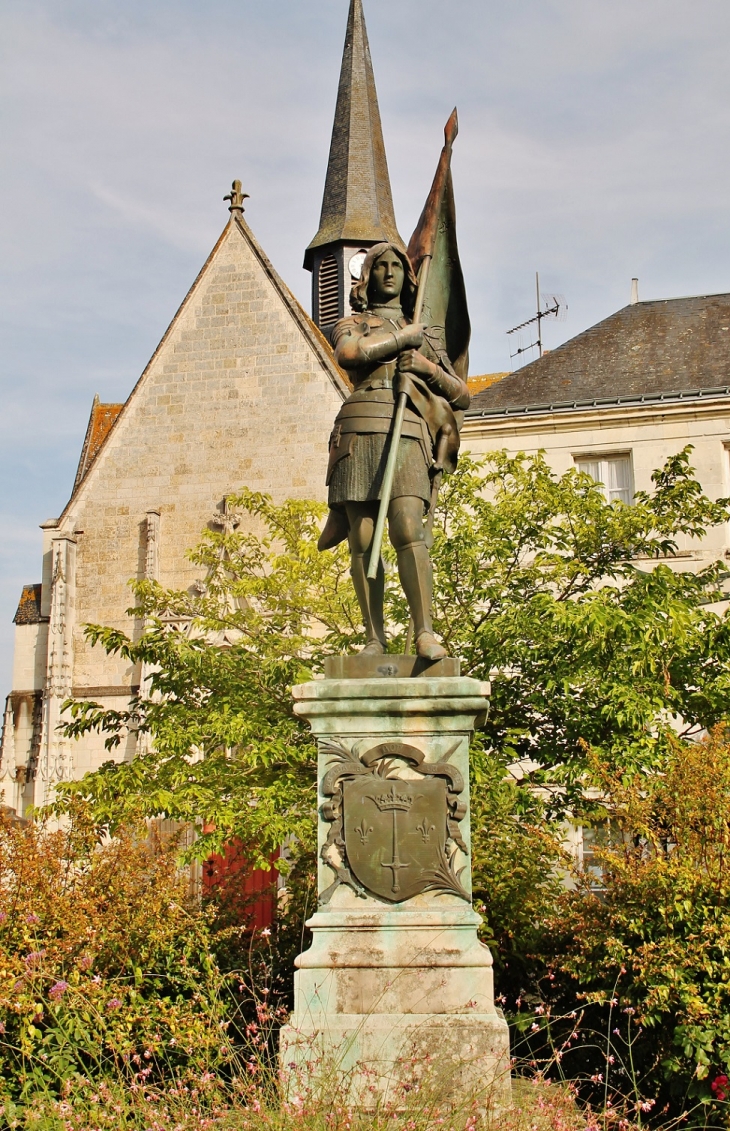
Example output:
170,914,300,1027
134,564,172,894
350,243,418,316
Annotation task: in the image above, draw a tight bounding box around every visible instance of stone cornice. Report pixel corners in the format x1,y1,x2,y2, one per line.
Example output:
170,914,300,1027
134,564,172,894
462,388,730,440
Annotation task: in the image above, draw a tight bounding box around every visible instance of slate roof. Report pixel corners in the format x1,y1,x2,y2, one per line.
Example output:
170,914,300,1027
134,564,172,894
73,396,124,491
304,0,403,266
467,294,730,418
13,583,44,625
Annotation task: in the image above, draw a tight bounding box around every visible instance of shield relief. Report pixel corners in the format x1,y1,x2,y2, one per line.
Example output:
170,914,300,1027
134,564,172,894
343,777,449,903
319,738,469,906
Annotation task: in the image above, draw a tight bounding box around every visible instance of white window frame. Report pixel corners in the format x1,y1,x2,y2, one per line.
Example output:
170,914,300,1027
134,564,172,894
574,451,634,505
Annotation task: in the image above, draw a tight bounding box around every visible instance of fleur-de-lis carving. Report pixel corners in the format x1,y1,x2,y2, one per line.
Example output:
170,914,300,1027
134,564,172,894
354,817,373,845
416,818,435,843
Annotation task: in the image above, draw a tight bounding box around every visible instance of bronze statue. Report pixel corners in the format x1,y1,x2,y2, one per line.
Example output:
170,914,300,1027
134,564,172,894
318,243,470,661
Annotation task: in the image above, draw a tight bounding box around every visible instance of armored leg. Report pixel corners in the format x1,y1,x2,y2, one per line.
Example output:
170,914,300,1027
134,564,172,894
346,503,387,654
388,496,447,662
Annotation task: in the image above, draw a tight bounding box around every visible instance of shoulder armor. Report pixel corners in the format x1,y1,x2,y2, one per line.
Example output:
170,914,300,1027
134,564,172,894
332,313,384,346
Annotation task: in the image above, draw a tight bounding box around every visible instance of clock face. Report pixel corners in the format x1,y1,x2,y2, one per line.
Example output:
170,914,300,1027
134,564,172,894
348,251,367,280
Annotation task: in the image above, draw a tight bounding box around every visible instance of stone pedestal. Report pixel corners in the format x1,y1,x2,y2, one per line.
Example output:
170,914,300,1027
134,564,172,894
279,665,511,1107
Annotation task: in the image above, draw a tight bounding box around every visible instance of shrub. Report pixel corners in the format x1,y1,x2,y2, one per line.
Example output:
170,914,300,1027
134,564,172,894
509,730,730,1125
0,807,244,1106
469,744,565,989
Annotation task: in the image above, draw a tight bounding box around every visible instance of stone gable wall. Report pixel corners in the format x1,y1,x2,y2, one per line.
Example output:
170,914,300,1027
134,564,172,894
65,221,342,688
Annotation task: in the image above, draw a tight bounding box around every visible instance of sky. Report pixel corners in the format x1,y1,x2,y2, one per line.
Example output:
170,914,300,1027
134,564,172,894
1,0,730,694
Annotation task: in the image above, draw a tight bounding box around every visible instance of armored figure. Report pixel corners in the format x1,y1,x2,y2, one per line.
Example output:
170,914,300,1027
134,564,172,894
318,242,470,661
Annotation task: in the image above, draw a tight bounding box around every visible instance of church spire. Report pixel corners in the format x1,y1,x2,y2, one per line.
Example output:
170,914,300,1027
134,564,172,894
305,0,404,336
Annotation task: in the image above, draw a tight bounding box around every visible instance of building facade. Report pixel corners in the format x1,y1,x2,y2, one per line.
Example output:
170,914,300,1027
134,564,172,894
3,0,730,820
0,205,349,815
0,0,403,816
463,293,730,567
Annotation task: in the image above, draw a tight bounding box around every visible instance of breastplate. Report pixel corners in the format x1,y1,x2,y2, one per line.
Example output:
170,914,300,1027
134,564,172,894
351,360,397,392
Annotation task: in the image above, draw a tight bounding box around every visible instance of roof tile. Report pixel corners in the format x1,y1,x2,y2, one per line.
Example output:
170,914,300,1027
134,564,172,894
13,583,44,625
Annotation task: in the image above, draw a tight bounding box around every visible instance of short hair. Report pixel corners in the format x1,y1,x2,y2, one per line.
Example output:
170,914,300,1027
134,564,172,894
349,243,419,318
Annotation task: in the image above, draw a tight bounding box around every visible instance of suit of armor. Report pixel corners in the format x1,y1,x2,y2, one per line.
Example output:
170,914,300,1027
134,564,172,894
318,244,469,661
327,308,468,505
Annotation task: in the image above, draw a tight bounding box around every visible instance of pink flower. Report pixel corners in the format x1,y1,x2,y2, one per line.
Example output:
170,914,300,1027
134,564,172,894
106,998,122,1011
49,981,69,1001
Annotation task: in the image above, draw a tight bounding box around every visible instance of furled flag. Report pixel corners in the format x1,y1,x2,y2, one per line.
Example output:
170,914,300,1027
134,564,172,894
407,109,471,381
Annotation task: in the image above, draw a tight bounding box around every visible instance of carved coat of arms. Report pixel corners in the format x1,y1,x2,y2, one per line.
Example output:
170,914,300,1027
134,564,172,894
319,739,469,905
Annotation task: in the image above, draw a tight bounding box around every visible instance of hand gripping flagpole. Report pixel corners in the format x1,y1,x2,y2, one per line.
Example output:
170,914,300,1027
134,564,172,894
366,259,431,580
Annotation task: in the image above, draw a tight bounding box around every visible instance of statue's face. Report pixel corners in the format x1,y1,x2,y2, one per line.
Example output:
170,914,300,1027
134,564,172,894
369,251,404,304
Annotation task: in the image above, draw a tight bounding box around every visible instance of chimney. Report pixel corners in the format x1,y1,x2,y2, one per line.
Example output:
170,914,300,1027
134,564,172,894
630,278,639,305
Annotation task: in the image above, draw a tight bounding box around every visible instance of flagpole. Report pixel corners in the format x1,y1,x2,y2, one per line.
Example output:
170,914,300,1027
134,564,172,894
366,256,431,581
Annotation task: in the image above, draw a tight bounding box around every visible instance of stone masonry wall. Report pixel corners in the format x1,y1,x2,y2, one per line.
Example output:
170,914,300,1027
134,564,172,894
48,218,345,779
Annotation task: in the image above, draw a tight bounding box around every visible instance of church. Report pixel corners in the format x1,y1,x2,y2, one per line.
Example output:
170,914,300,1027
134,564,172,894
0,0,391,815
3,0,730,817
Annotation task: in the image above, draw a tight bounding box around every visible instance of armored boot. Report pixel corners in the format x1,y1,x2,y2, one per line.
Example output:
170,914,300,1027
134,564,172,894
396,540,447,662
350,552,387,654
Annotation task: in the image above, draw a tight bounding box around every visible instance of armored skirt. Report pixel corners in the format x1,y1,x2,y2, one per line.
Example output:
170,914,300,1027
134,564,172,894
326,381,433,507
328,432,430,506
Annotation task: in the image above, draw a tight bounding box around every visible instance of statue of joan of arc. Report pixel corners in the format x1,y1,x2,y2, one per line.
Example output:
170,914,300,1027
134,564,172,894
317,241,470,662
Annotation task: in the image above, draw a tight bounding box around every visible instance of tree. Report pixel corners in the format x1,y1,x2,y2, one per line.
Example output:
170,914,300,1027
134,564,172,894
50,448,730,1120
55,448,730,852
516,729,730,1119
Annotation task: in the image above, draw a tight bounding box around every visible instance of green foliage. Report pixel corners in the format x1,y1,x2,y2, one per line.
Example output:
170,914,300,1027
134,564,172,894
469,740,565,982
55,491,361,865
26,447,730,1124
0,808,245,1106
54,448,730,853
432,449,730,813
533,729,730,1117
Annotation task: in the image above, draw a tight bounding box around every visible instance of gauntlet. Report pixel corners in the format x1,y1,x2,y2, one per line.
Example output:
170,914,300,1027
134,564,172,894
354,323,425,364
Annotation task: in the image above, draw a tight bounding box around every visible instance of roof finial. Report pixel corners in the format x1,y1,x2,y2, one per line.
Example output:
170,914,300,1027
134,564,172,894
224,180,249,215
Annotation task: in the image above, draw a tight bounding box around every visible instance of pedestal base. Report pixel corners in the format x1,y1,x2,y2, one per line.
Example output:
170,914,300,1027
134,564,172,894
280,1014,509,1108
280,902,510,1107
281,673,511,1108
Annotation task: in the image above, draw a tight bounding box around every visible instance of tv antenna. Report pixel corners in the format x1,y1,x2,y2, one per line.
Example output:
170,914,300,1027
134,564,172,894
507,272,567,362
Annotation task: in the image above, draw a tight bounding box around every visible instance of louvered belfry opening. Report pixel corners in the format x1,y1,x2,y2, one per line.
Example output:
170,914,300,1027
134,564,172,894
318,254,340,327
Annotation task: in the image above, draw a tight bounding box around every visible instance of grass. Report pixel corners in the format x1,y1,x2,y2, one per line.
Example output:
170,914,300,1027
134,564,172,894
0,1068,606,1131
